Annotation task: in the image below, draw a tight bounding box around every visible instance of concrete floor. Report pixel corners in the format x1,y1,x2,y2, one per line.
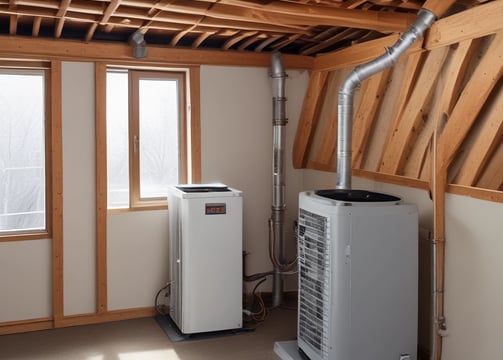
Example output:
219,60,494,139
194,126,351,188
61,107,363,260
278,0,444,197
0,308,297,360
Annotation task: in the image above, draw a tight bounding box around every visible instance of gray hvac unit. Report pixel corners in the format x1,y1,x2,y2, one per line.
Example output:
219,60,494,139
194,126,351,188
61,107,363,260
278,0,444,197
297,189,418,360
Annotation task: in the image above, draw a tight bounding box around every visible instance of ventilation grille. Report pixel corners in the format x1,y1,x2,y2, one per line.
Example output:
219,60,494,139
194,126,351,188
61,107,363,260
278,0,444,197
298,208,331,360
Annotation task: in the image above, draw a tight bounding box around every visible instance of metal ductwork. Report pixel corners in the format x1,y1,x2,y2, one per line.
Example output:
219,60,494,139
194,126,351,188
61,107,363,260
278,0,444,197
269,52,296,308
336,8,437,190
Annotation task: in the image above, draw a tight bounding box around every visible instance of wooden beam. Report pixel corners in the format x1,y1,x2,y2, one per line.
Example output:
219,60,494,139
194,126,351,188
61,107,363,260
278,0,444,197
426,0,503,50
455,88,503,186
313,33,424,72
404,39,475,179
475,140,503,191
301,28,367,56
270,33,303,52
85,22,98,42
54,0,71,38
237,33,264,51
50,60,64,326
223,30,258,50
437,31,503,172
448,184,503,203
376,51,423,172
189,66,202,183
254,34,282,52
32,16,41,36
292,70,329,168
421,0,457,17
0,35,313,69
192,31,214,48
100,0,120,24
352,69,390,168
95,62,108,314
215,0,415,33
9,14,17,35
380,46,448,174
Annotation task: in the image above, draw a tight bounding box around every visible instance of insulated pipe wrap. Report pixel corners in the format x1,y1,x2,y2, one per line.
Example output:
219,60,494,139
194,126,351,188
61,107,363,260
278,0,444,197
336,8,436,190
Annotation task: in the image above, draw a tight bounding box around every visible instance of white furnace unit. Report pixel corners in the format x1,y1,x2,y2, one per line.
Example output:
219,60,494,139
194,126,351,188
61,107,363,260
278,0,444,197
297,189,418,360
167,184,243,334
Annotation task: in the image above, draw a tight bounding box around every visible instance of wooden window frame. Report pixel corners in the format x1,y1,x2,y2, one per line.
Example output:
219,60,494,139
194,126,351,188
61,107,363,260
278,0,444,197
107,66,194,211
0,62,52,242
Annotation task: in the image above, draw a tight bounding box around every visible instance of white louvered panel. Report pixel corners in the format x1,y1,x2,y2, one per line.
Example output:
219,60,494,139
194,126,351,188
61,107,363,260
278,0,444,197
298,208,331,360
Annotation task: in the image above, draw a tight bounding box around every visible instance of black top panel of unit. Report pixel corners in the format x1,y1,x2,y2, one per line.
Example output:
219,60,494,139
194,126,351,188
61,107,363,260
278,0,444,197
315,189,400,202
176,185,230,193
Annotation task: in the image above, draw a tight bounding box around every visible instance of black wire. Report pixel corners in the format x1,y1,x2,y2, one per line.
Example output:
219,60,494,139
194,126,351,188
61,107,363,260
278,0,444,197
154,283,170,315
251,277,267,298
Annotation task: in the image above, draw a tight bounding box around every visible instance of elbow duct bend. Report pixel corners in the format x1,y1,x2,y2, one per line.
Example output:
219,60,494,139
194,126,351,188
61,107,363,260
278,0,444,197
336,8,437,190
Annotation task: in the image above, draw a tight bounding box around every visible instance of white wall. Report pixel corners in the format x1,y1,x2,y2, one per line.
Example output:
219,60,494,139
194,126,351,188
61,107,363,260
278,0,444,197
0,240,52,322
61,62,97,315
442,194,503,359
200,65,308,290
107,211,170,310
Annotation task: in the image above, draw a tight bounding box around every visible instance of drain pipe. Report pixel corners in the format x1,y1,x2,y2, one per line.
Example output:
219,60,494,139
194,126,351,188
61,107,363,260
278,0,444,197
270,52,288,308
336,8,437,190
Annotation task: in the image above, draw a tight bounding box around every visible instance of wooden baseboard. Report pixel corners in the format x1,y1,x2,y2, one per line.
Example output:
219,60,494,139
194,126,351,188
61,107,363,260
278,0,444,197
55,307,157,328
0,307,157,335
0,317,53,335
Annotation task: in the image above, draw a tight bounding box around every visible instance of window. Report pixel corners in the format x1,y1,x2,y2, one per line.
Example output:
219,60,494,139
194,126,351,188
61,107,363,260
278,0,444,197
106,68,188,209
0,68,48,234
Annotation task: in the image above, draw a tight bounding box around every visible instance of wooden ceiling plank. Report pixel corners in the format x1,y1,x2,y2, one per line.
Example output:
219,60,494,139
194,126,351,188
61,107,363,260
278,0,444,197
101,0,121,24
438,39,479,117
403,39,475,178
56,0,70,17
426,0,503,50
112,8,310,34
380,46,449,174
54,0,71,38
170,27,193,46
9,14,17,35
352,68,390,169
455,88,503,186
370,51,422,171
292,70,329,168
0,5,98,22
192,31,215,48
475,140,503,190
437,31,503,172
32,16,41,36
212,0,415,33
368,0,422,10
85,22,98,42
126,0,412,33
343,0,367,9
421,0,457,17
314,33,424,72
270,33,303,52
223,30,258,50
301,28,367,56
254,34,282,52
237,33,265,51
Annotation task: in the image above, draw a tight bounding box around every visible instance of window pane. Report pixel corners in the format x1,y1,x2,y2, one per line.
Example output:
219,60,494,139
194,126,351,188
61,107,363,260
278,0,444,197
138,78,179,199
0,72,46,233
106,71,130,208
